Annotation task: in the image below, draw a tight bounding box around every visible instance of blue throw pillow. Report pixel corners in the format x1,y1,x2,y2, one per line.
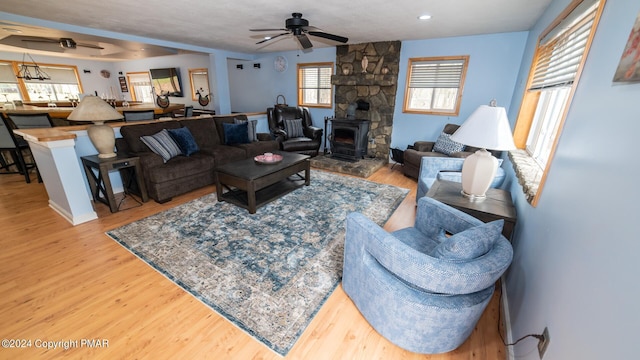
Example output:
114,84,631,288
168,127,199,156
223,122,250,145
431,220,504,260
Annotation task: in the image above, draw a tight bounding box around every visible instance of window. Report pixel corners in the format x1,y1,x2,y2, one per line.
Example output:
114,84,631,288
298,63,333,108
188,68,210,101
0,60,83,102
126,72,153,103
512,0,603,205
0,62,21,102
403,56,469,115
23,65,82,102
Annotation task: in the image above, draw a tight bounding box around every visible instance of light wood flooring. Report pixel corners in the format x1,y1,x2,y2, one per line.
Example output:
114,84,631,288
0,164,506,359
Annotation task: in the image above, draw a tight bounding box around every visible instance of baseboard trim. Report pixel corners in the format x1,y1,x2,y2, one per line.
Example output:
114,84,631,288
501,278,515,360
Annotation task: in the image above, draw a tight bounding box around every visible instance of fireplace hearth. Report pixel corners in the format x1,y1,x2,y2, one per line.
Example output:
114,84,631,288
329,118,370,161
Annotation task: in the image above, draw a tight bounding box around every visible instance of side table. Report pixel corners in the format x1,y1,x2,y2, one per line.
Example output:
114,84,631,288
81,154,148,213
426,180,517,240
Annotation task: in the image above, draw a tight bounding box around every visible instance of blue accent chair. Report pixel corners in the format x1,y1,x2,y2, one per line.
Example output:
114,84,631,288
342,197,513,354
416,156,506,201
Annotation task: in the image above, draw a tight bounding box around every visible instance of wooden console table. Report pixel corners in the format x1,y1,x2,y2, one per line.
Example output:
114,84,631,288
426,180,517,240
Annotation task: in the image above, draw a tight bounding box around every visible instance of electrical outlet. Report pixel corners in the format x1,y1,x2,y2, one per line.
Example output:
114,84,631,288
538,327,550,359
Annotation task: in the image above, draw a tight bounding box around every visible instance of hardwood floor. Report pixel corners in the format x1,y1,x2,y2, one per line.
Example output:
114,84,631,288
0,165,506,359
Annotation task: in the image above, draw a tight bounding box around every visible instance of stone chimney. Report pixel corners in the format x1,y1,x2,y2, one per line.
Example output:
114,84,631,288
332,41,401,160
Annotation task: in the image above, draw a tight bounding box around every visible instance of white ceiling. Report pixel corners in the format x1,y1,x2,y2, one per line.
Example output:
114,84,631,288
0,0,551,59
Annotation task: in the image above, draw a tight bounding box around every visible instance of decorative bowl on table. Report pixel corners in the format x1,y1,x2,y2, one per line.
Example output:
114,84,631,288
254,153,283,164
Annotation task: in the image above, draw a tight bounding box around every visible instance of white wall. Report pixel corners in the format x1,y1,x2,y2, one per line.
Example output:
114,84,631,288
504,0,640,359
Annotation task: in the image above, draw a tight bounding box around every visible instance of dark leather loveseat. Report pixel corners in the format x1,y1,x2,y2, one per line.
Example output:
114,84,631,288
116,115,278,203
267,106,322,157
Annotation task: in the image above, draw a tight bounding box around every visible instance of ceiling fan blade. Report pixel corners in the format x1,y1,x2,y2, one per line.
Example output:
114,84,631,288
77,43,104,50
255,32,289,45
250,28,287,32
296,34,313,49
22,38,58,43
308,31,348,43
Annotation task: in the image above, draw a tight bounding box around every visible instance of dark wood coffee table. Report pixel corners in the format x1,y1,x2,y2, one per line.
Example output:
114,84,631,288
215,152,310,214
426,180,517,240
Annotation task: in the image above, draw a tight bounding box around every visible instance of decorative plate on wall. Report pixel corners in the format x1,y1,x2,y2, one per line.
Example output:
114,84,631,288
274,55,288,72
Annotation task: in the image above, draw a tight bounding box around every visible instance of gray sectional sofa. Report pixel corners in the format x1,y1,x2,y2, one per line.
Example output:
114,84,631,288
116,114,278,203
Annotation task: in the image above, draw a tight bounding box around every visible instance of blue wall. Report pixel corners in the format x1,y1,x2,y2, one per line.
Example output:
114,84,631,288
391,32,528,149
504,0,640,359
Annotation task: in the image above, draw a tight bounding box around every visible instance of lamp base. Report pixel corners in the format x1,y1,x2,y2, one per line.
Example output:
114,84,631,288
460,148,499,199
461,190,487,201
87,123,117,159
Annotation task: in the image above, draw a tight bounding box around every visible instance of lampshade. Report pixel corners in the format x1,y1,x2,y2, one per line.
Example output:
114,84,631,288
67,95,124,124
449,102,516,151
449,100,515,200
67,95,123,159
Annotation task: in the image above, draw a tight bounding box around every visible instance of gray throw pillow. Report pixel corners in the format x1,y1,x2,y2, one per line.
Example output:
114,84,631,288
140,129,183,163
234,118,258,142
433,132,465,155
284,118,304,138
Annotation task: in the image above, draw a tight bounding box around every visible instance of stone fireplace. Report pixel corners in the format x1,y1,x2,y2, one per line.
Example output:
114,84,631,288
331,41,401,160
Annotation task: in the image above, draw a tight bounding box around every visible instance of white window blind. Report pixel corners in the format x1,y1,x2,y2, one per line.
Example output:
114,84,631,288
408,59,466,88
529,3,598,90
298,64,333,106
23,66,78,84
0,62,17,82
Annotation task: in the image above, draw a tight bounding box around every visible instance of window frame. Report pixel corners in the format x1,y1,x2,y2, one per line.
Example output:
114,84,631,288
297,62,334,108
126,71,153,103
0,60,83,102
512,0,605,206
188,68,210,101
402,55,469,116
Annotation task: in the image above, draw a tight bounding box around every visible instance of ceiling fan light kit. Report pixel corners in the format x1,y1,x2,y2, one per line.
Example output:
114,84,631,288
251,12,348,49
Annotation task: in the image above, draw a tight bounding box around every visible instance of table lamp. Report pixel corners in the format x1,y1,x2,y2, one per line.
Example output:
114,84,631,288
67,95,124,158
449,100,516,200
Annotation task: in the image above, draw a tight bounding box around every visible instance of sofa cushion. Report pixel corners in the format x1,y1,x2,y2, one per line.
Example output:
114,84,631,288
234,118,258,142
431,220,504,260
168,127,199,156
223,122,250,145
120,121,182,153
432,132,465,155
140,129,183,163
284,118,304,138
145,153,215,183
180,118,221,150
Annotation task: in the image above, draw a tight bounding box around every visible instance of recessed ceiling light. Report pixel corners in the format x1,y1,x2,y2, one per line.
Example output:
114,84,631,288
418,14,432,21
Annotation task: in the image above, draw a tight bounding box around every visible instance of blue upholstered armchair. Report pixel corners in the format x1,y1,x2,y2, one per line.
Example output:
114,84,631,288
416,156,506,201
342,197,513,354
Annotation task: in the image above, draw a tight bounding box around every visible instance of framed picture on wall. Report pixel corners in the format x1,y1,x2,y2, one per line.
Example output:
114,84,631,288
118,76,129,92
613,11,640,83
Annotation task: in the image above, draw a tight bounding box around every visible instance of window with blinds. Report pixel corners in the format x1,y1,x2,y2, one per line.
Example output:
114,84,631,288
188,68,209,101
0,62,21,102
0,61,83,102
297,63,333,108
403,56,469,115
23,65,82,102
512,0,603,206
126,72,153,103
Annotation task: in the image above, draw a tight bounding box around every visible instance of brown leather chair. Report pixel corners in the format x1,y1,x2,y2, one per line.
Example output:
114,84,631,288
267,106,323,157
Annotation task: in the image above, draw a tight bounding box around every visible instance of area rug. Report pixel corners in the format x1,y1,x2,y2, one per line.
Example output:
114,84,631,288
106,170,408,356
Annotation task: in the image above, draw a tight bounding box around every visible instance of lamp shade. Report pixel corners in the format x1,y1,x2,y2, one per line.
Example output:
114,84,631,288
449,104,515,151
67,95,123,124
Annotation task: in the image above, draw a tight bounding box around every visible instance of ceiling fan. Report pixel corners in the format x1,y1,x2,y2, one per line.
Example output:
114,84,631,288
22,37,104,50
250,13,348,49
